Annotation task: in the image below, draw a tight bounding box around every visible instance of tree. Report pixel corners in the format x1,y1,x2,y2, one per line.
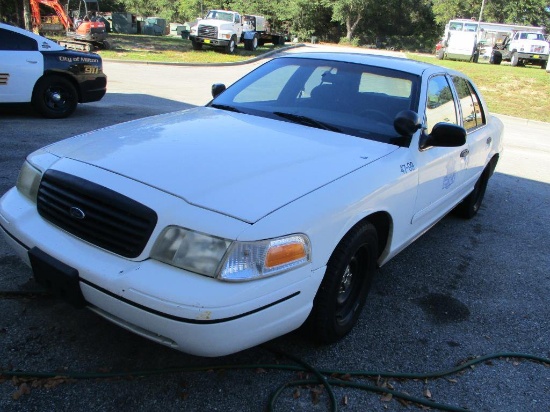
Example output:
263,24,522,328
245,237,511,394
322,0,370,40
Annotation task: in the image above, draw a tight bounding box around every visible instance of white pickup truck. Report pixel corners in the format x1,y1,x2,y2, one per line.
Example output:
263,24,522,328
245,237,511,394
490,31,549,69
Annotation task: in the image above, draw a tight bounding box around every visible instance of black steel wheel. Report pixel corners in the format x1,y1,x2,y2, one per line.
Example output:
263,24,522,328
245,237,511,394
453,167,490,219
307,222,378,343
32,75,78,119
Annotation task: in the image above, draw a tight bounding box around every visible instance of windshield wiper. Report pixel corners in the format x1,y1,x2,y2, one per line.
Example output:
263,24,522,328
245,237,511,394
273,112,341,132
210,104,243,113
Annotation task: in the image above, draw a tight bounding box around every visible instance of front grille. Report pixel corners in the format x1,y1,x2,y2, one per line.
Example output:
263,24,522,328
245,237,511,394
37,170,157,258
198,24,218,39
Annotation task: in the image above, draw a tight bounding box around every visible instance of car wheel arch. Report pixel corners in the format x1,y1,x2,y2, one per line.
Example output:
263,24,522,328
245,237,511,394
35,71,82,102
327,211,392,267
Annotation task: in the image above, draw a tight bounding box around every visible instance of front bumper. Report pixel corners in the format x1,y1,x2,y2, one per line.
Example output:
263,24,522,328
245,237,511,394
517,52,548,62
0,185,323,357
189,35,231,47
77,74,107,103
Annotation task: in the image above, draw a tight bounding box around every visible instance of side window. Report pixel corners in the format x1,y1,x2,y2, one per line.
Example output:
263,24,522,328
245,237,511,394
0,29,38,51
425,75,458,134
452,76,486,131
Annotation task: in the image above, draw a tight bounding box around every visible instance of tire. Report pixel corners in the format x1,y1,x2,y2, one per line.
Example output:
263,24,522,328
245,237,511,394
306,222,378,343
225,36,237,54
101,40,110,50
453,167,490,219
191,40,202,50
489,50,502,65
32,75,78,119
541,60,547,70
511,51,519,67
251,34,259,50
472,50,479,63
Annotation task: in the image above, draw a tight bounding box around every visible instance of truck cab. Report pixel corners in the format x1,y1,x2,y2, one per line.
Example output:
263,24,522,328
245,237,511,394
189,10,243,53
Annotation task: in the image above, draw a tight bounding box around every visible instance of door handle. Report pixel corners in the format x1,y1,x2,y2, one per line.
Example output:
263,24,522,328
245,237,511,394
26,60,38,64
460,149,470,158
486,136,492,145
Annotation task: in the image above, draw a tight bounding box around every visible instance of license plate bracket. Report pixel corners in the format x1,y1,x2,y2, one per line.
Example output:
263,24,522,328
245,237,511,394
29,247,86,308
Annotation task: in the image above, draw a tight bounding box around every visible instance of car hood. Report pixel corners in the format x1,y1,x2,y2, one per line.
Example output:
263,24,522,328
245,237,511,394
45,108,398,223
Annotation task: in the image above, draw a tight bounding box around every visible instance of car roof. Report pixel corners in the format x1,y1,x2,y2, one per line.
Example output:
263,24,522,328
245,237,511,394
277,52,456,77
0,22,64,51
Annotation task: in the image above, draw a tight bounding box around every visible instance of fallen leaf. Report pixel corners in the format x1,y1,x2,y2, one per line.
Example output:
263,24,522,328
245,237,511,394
12,383,31,400
293,389,301,399
311,390,321,404
380,393,393,402
342,395,348,405
424,388,432,398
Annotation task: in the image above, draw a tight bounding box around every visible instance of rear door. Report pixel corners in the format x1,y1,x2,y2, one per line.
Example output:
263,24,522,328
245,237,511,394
0,28,43,103
450,75,490,185
411,74,468,226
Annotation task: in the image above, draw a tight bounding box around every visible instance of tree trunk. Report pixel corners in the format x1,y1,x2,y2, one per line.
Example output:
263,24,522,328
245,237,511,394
23,0,32,30
346,14,362,40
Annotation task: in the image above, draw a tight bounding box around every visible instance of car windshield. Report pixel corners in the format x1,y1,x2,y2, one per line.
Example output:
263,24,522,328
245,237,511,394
206,11,233,22
210,57,420,145
519,32,545,40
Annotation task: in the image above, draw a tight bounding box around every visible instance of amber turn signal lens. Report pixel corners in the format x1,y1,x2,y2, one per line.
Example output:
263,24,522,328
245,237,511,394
265,243,306,268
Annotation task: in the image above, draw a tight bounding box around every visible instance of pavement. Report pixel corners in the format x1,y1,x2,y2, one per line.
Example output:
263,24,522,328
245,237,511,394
0,44,549,411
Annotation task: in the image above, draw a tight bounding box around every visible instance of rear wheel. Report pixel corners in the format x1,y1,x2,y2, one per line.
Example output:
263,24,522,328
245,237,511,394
306,222,378,343
490,50,502,65
453,167,490,219
32,75,78,119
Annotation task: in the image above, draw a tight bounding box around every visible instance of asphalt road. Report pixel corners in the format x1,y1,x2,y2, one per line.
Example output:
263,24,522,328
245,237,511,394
0,46,549,412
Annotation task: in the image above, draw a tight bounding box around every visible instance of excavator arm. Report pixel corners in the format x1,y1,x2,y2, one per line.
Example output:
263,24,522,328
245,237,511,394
30,0,75,31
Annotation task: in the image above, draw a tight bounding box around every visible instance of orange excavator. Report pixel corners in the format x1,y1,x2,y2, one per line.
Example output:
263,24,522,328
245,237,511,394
30,0,109,51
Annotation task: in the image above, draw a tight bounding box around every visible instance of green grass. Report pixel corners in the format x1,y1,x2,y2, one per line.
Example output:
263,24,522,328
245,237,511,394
407,53,550,123
96,33,284,64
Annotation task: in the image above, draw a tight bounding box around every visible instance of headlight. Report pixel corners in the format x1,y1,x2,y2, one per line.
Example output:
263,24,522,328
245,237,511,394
151,227,311,281
151,226,231,278
191,26,197,34
16,161,43,202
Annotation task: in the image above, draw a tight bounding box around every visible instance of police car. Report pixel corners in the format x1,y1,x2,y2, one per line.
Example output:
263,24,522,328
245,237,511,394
0,23,107,118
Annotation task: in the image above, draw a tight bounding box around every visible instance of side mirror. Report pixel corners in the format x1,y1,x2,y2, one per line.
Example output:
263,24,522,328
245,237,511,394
420,122,466,149
211,83,226,98
394,110,422,137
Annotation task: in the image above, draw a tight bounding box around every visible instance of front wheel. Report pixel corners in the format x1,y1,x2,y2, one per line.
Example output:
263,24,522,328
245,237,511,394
191,40,202,50
511,52,519,66
306,222,378,343
32,75,78,119
225,36,237,54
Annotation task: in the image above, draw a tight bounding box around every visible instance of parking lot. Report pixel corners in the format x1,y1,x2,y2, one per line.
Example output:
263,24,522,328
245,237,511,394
1,47,549,411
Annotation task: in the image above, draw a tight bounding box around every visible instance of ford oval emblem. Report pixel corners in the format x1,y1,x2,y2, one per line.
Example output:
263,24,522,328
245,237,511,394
69,207,86,220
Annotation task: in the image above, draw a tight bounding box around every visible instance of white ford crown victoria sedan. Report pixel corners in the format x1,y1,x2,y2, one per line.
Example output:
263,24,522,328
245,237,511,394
0,53,503,356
